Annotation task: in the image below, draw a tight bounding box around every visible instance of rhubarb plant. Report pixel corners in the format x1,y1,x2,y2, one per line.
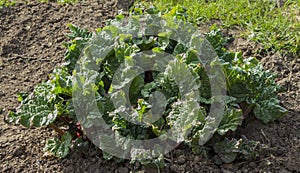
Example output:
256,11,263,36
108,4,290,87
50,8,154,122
7,4,287,166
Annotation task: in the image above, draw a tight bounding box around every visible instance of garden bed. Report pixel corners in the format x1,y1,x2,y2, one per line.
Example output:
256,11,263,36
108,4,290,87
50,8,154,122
0,1,299,172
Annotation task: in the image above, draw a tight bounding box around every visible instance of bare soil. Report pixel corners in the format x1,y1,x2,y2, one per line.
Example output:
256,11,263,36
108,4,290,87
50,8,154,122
0,1,299,172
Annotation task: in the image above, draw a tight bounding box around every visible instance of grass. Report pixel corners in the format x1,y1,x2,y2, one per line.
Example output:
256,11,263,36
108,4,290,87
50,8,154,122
0,0,15,8
147,0,300,55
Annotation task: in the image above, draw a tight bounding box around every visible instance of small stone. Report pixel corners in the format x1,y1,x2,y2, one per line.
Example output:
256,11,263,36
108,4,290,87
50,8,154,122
90,157,97,163
87,9,93,13
11,74,16,80
222,163,233,169
170,164,179,172
12,146,26,157
173,149,184,157
6,155,12,160
176,155,186,165
221,169,233,173
117,167,129,173
194,156,200,162
249,162,256,168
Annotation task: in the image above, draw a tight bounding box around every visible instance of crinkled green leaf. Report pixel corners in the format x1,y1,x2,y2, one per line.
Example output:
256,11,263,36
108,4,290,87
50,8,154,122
64,24,92,73
213,138,264,164
51,68,73,97
217,108,243,135
254,98,287,123
213,139,238,164
8,83,60,127
66,23,92,40
167,98,206,143
129,76,145,105
45,132,72,158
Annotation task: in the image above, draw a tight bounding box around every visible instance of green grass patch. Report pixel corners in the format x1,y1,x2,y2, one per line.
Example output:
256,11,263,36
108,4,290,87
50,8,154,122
148,0,300,55
0,0,16,8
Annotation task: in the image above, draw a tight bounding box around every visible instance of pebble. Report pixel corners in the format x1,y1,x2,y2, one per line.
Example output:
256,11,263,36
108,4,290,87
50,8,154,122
117,167,129,173
194,156,200,162
90,157,97,163
170,164,179,172
176,155,186,165
173,149,184,157
6,155,12,160
249,162,256,168
222,163,233,169
12,146,26,157
221,169,233,173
